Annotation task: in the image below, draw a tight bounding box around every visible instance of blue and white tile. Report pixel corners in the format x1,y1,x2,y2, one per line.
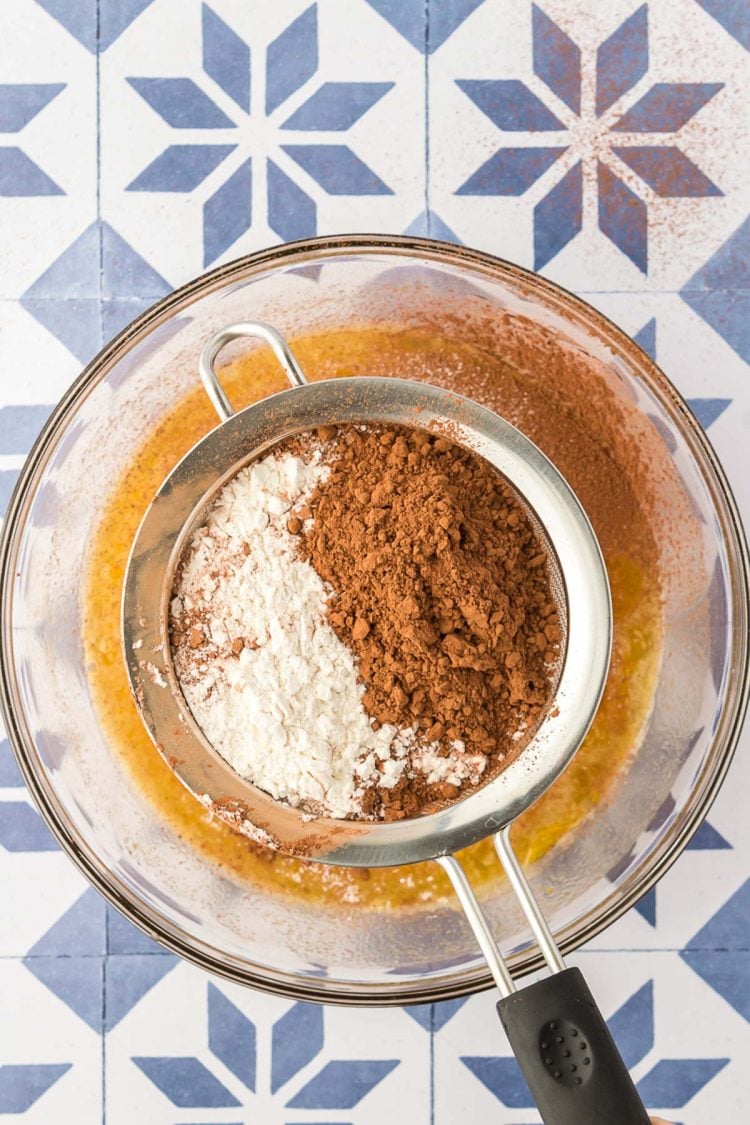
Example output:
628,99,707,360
0,1,748,1121
34,0,157,55
16,217,181,366
0,959,101,1121
0,840,94,957
0,727,96,956
99,0,425,289
587,728,749,953
584,290,750,517
364,0,483,55
0,301,81,404
428,0,750,290
0,300,83,516
679,208,750,382
691,0,750,54
0,2,96,298
105,960,429,1124
583,285,750,520
433,950,748,1124
555,286,750,952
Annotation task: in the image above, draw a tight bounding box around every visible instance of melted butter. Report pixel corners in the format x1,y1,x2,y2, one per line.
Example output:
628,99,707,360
83,326,662,909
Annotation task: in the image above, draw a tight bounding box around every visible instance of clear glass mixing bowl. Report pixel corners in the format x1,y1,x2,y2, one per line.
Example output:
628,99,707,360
1,236,747,1003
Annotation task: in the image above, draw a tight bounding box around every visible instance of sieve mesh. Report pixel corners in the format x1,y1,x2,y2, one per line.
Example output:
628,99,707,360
165,428,571,792
516,485,569,711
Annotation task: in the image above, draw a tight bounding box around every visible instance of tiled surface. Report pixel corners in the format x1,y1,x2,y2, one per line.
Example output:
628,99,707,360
428,0,750,289
0,1,748,1121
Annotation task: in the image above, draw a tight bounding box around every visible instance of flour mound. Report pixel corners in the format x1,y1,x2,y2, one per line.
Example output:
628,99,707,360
171,450,414,819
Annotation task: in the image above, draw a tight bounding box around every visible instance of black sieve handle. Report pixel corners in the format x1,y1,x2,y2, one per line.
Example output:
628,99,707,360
497,966,650,1125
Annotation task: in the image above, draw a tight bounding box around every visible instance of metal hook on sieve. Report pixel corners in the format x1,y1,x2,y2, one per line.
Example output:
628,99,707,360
199,321,308,421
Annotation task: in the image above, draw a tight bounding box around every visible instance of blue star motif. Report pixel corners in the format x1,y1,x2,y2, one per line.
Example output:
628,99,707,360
0,1064,72,1114
456,4,723,272
0,82,65,196
132,983,399,1114
126,3,395,266
461,979,728,1115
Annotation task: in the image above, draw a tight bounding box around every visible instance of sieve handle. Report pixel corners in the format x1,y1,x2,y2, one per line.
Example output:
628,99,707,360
497,967,650,1125
439,840,650,1124
198,322,308,421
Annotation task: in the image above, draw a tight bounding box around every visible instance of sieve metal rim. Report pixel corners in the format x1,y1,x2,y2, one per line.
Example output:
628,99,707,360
122,328,612,869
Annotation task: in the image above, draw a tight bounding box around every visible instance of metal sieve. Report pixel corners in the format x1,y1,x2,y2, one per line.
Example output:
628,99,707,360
123,322,648,1125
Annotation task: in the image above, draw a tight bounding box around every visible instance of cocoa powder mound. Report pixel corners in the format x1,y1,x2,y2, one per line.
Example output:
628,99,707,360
299,423,561,818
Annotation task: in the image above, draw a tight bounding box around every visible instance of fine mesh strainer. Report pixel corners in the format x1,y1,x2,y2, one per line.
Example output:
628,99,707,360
123,322,649,1125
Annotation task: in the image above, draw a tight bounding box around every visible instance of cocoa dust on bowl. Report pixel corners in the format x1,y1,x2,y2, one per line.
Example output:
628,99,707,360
170,422,563,823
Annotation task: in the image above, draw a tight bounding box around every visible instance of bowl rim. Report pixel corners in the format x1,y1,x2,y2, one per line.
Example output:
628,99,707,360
1,232,748,1005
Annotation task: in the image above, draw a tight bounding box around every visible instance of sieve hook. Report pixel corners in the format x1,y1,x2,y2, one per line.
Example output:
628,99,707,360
199,321,308,422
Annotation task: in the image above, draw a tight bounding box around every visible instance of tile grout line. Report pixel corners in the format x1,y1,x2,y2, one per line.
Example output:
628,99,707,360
96,13,106,1125
103,892,109,1125
7,945,750,960
101,957,107,1125
12,951,174,960
424,0,430,235
96,0,104,358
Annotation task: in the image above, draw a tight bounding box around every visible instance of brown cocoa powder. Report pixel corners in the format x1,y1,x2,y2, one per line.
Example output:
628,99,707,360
298,423,560,819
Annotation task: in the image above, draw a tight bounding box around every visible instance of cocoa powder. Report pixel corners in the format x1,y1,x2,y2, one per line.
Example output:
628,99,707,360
298,423,561,819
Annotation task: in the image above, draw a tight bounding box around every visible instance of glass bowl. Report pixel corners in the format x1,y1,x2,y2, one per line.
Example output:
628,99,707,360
1,236,747,1004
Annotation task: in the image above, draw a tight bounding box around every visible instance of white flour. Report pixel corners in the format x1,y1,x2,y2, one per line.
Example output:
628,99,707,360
412,743,487,787
171,449,416,819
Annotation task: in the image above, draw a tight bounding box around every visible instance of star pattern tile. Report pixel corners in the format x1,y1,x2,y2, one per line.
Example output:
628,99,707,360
0,1,748,1121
